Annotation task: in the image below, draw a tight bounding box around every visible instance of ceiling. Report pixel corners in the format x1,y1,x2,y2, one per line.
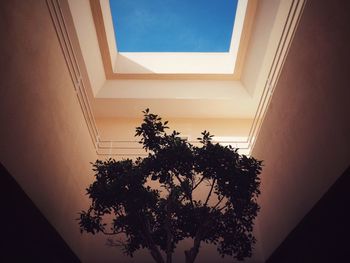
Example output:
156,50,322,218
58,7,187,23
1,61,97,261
68,0,302,119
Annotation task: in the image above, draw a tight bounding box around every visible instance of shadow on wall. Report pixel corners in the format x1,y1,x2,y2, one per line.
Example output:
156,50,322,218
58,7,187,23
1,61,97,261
0,163,80,263
115,53,154,73
267,166,350,263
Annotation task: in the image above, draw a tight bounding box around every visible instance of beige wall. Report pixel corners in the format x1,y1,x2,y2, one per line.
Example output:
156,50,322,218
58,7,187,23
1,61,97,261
0,0,97,260
252,0,350,260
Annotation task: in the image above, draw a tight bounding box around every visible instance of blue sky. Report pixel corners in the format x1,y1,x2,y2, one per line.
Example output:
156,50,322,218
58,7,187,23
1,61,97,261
109,0,238,52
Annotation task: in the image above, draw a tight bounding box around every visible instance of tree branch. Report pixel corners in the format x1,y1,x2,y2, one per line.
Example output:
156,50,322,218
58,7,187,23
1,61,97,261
165,201,173,263
192,174,205,191
212,196,225,211
218,204,229,212
175,173,194,207
174,173,183,185
204,178,216,206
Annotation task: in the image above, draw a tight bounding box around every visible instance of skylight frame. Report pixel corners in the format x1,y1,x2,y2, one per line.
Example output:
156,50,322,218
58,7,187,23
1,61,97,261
90,0,257,79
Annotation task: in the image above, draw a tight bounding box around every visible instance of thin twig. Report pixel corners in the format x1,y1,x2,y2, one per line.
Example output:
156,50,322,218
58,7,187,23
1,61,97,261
204,178,216,206
212,196,225,210
192,174,205,191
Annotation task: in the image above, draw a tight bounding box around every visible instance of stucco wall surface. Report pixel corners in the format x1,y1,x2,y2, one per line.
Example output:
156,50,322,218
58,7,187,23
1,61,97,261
252,0,350,260
0,0,98,260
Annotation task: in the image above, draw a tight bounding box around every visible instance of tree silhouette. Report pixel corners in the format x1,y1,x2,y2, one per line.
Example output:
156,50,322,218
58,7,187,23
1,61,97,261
78,109,262,263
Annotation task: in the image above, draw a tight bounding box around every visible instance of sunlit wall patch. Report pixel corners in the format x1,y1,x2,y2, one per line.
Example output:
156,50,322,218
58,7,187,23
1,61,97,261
109,0,238,52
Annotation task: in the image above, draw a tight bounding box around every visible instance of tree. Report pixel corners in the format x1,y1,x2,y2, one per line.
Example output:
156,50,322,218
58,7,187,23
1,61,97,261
78,109,262,263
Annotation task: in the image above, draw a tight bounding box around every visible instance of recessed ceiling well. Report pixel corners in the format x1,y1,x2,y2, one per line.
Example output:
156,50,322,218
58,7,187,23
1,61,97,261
90,0,256,78
69,0,302,120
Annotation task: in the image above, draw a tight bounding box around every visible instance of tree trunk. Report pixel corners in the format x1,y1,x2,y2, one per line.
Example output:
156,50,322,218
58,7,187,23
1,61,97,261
184,218,212,263
149,248,165,263
142,219,165,263
165,204,173,263
184,236,201,263
184,247,199,263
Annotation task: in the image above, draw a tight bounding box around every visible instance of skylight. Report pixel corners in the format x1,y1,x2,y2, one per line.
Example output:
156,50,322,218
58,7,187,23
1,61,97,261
109,0,238,52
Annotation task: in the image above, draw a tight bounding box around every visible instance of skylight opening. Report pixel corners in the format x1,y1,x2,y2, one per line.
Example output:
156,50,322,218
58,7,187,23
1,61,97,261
109,0,238,52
